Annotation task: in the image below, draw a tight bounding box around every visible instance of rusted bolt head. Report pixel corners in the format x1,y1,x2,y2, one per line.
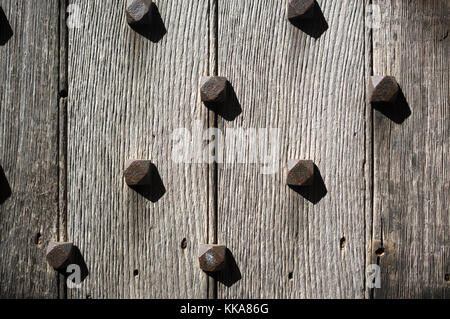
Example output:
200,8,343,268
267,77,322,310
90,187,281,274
369,76,400,104
126,0,152,25
200,76,228,104
287,0,315,21
287,160,315,187
124,160,156,187
198,244,227,272
46,242,74,270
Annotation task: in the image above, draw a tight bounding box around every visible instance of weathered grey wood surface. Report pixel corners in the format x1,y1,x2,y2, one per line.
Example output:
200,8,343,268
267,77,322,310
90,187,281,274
0,0,448,299
0,0,60,298
371,0,449,298
216,0,368,298
66,0,211,298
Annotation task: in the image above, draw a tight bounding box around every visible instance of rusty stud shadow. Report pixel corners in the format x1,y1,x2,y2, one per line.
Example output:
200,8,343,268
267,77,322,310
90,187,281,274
198,244,241,288
46,242,89,283
370,76,411,124
126,0,167,43
0,6,13,46
124,160,166,203
201,76,242,122
287,0,328,39
0,165,12,204
287,160,327,205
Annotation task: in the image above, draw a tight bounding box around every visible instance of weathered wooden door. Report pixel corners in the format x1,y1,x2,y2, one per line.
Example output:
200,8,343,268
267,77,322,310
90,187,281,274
0,0,448,299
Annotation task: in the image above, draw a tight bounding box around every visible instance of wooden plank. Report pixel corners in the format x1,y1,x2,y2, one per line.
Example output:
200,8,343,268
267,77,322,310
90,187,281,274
67,0,211,298
371,0,449,298
0,0,60,298
216,0,368,298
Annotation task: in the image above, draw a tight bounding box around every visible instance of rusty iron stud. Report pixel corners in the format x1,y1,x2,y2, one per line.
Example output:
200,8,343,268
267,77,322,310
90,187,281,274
200,76,228,104
124,160,156,187
46,242,74,270
287,0,315,22
287,160,315,187
198,244,227,273
126,0,152,26
369,76,400,104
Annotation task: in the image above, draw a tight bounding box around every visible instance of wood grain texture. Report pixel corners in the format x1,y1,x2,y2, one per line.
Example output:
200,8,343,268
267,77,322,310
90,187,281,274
371,0,449,298
216,0,369,298
0,0,60,298
67,0,211,298
0,0,448,300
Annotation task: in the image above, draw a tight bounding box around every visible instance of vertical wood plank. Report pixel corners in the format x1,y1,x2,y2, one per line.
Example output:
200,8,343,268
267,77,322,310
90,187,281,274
67,0,210,298
371,0,449,298
217,0,369,298
0,0,60,298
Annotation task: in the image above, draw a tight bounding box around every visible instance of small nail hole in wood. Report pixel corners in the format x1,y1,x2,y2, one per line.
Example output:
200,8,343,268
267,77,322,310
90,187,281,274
375,248,385,257
288,272,293,280
35,232,42,246
340,237,346,249
59,90,68,98
133,269,139,277
181,238,187,249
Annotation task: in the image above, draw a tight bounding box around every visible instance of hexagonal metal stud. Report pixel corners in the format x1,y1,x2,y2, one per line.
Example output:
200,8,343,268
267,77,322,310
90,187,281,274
126,0,152,26
200,76,228,104
287,160,315,187
369,76,400,104
198,244,227,273
287,0,315,22
124,160,156,187
46,242,74,270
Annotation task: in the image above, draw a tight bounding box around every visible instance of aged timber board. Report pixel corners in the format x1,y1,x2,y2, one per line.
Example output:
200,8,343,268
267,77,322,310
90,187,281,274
371,0,449,299
0,0,60,298
67,0,211,298
216,0,369,298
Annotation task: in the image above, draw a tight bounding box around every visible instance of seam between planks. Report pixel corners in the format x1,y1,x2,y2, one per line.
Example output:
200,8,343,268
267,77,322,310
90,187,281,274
58,0,69,300
207,0,219,300
363,0,375,300
368,0,375,300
